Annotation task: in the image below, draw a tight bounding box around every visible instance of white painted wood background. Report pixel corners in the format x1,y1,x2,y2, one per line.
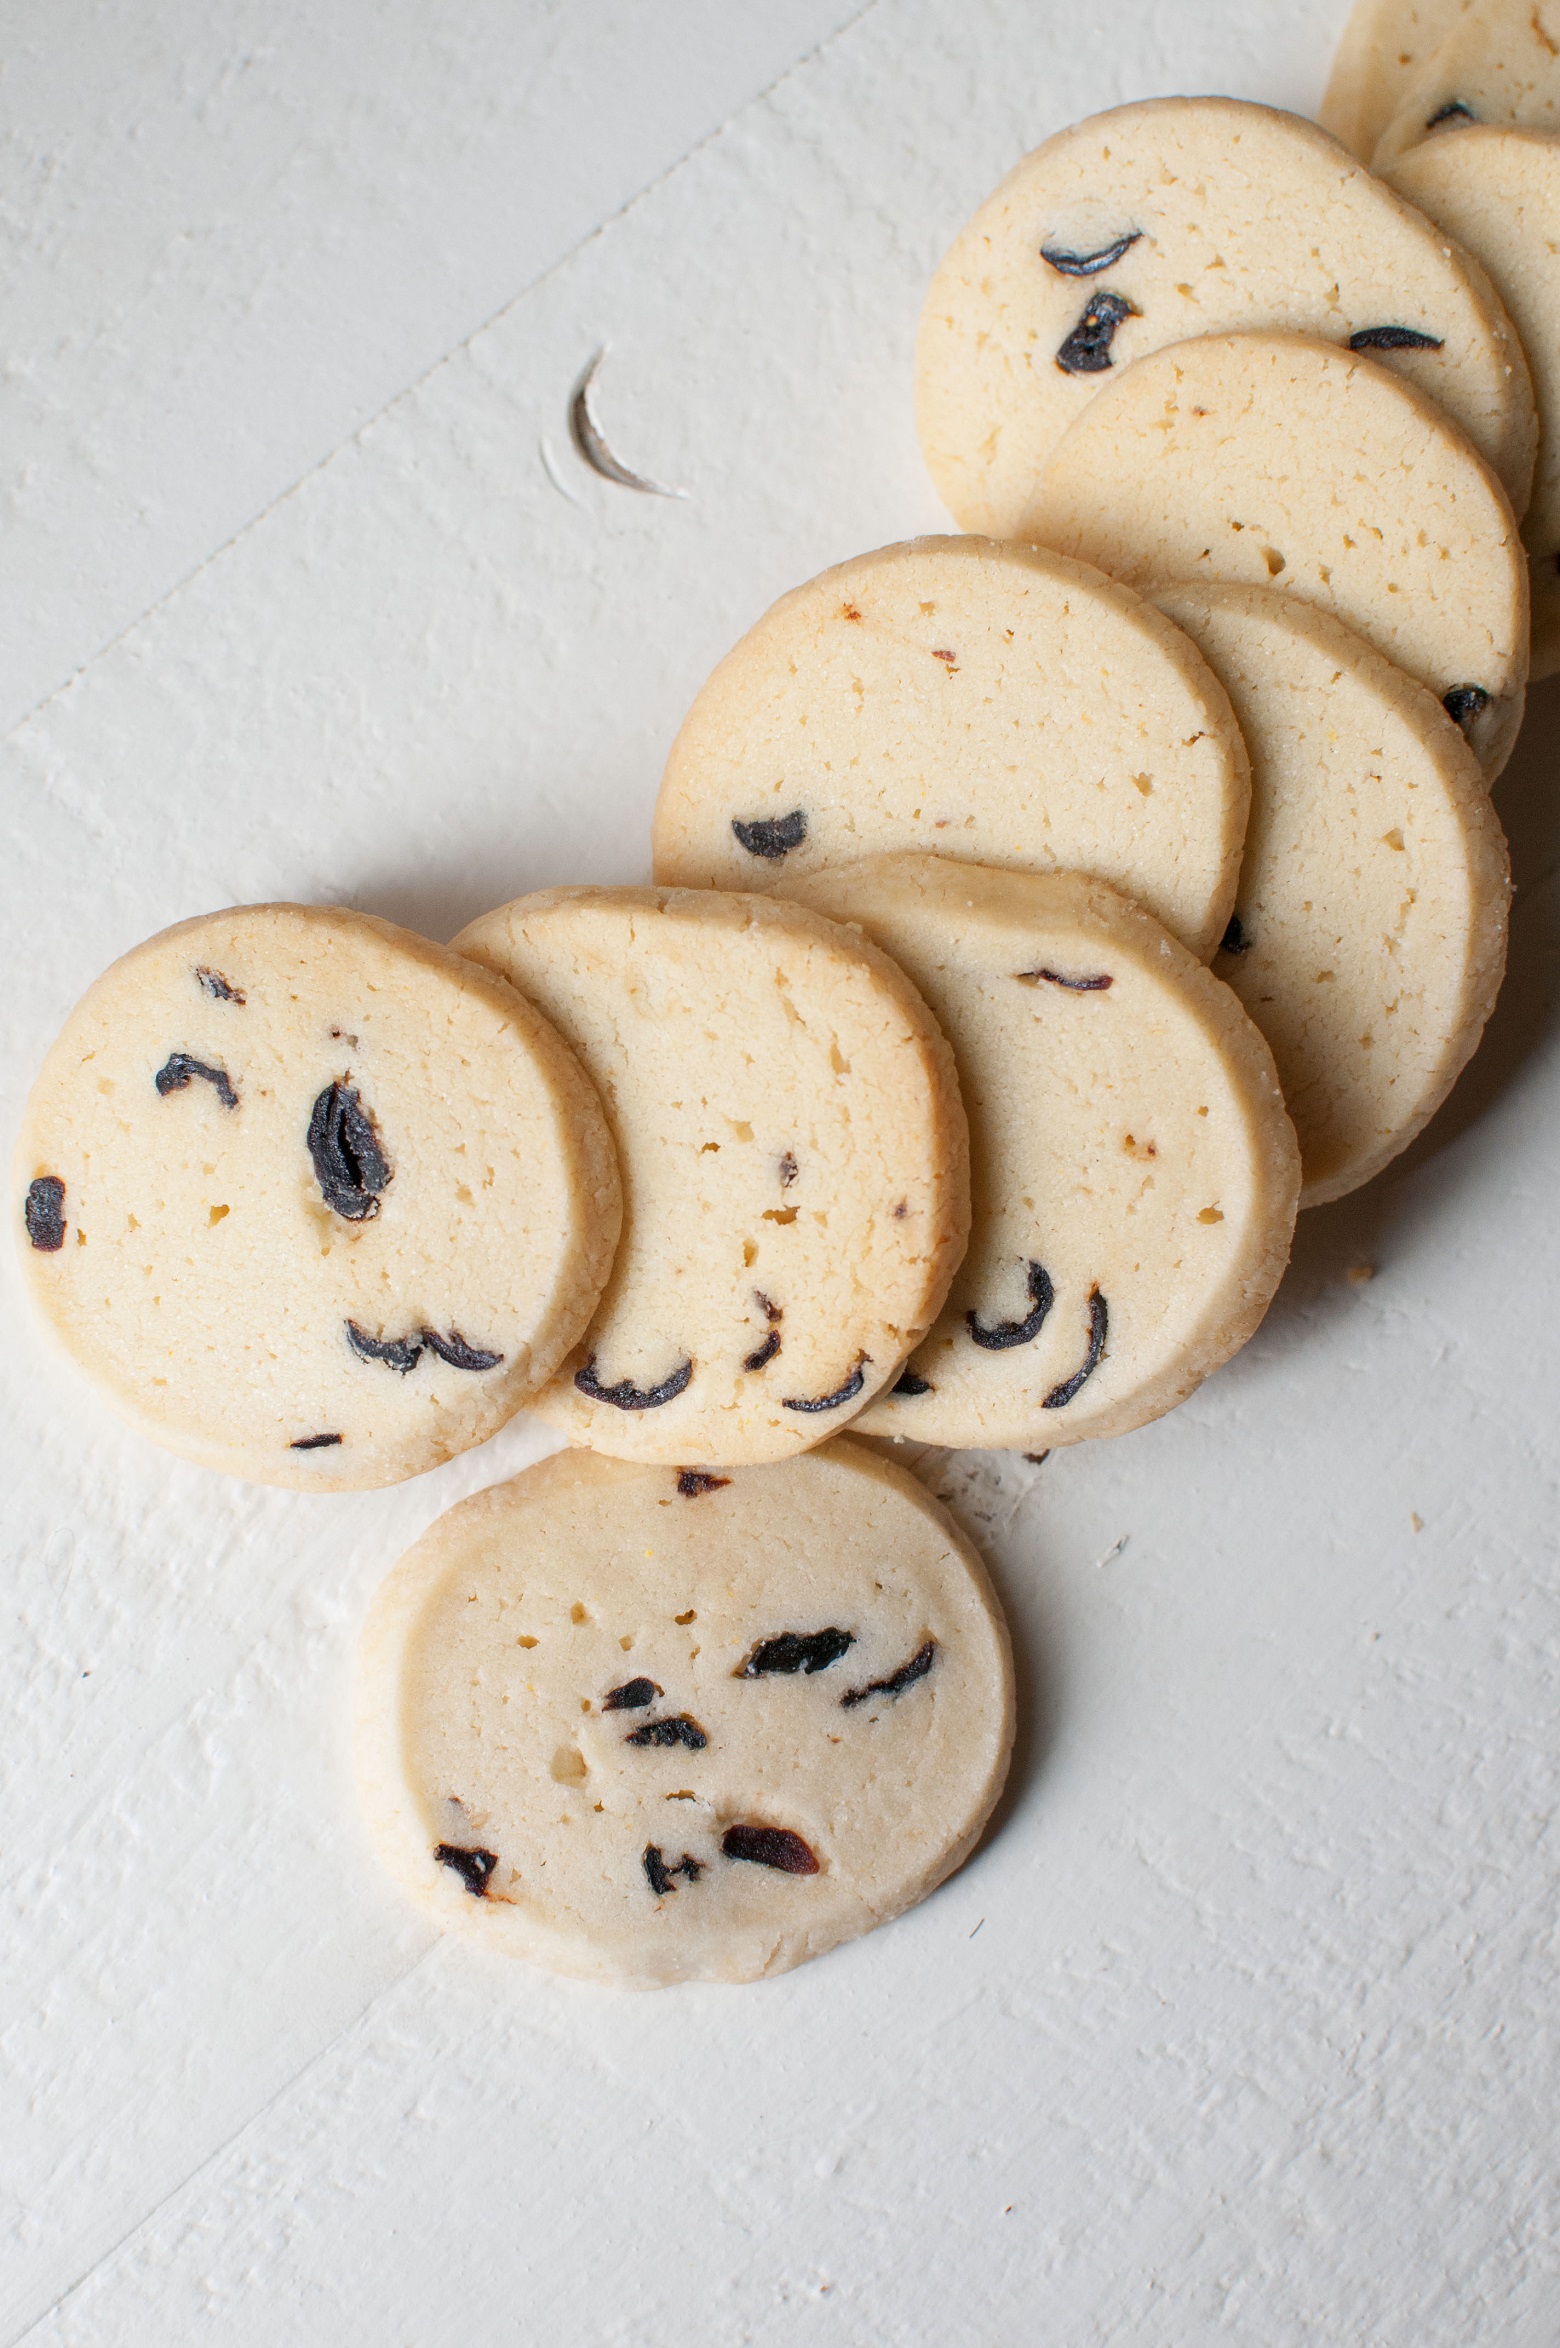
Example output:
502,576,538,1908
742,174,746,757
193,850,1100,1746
3,1,1558,2338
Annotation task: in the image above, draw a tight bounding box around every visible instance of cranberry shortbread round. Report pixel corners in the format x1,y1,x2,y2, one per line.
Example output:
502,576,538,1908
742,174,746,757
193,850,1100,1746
355,1440,1014,1987
15,904,620,1488
453,887,970,1465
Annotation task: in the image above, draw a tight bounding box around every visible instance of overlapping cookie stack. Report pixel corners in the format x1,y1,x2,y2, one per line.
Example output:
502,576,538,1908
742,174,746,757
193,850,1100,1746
17,0,1547,1985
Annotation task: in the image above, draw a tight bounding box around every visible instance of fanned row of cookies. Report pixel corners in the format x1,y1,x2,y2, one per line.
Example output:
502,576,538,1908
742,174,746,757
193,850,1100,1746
15,31,1533,1982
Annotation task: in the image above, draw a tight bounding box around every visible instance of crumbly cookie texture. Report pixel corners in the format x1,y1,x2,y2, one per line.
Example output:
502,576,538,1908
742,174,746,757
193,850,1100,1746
15,903,621,1489
915,94,1535,537
1386,126,1560,679
1021,330,1529,780
1372,0,1560,166
452,886,970,1466
354,1439,1014,1987
652,535,1249,960
1153,584,1511,1207
783,858,1300,1454
1319,0,1471,160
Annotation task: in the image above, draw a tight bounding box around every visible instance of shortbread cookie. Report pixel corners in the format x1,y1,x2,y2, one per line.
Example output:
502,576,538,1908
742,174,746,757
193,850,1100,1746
1152,585,1511,1206
1022,331,1529,779
1373,0,1560,165
355,1440,1014,1987
15,905,620,1489
915,96,1535,539
1320,0,1471,160
452,887,969,1465
782,859,1300,1453
652,537,1249,960
1386,127,1560,677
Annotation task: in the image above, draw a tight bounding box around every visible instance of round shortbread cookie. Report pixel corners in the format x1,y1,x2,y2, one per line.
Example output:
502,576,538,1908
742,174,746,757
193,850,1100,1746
1319,0,1472,160
1151,584,1511,1207
652,536,1249,960
1372,0,1560,166
782,859,1300,1454
915,96,1535,538
1021,330,1529,780
14,905,621,1489
1386,126,1560,679
354,1440,1014,1987
451,887,970,1466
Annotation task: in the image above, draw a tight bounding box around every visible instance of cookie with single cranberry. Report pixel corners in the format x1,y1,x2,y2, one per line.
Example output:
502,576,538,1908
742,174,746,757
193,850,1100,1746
1152,583,1510,1206
1022,330,1529,778
652,535,1249,960
1319,0,1472,160
1386,126,1560,676
15,904,620,1488
1372,0,1560,166
452,887,969,1465
783,858,1300,1453
354,1439,1014,1987
915,95,1534,540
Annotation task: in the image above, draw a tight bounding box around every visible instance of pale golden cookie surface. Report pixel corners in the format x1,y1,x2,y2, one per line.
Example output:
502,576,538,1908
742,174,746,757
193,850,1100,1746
1022,330,1529,779
785,858,1300,1454
355,1440,1014,1987
1386,126,1560,678
1373,0,1560,165
915,95,1534,536
15,904,621,1488
653,535,1249,959
453,887,969,1466
1154,584,1511,1206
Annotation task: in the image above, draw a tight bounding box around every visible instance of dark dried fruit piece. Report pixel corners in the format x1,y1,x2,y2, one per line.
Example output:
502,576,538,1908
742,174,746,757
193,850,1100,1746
434,1843,499,1897
155,1053,238,1110
721,1823,819,1874
624,1713,709,1750
1427,99,1476,128
1443,685,1490,731
778,1154,798,1188
604,1676,662,1711
346,1321,425,1375
782,1356,868,1414
24,1175,66,1252
575,1355,693,1410
841,1638,937,1710
743,1329,782,1373
1220,915,1252,956
346,1322,504,1375
738,1628,855,1678
1018,966,1114,991
290,1432,342,1450
1041,230,1141,277
1055,291,1137,375
731,809,808,859
307,1081,390,1221
421,1328,504,1372
1349,325,1444,352
677,1470,730,1497
968,1259,1055,1352
195,967,246,1003
893,1369,933,1395
1043,1285,1108,1409
643,1844,703,1896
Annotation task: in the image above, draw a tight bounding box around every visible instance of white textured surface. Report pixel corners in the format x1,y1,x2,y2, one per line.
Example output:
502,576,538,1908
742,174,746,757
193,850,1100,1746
4,1,1559,2339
